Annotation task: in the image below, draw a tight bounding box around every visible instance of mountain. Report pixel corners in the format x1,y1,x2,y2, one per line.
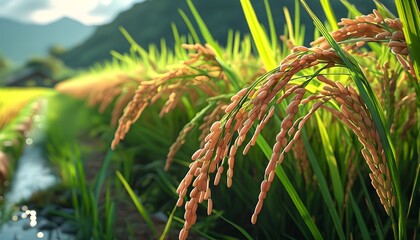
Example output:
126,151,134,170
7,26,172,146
60,0,395,68
0,17,95,65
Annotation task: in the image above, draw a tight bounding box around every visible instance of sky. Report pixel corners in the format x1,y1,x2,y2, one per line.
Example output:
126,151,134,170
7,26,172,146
0,0,144,25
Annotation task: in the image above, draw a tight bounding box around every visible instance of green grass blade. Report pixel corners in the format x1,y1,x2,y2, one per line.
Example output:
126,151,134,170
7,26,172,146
263,0,278,51
315,112,344,209
283,7,295,44
294,0,302,44
256,135,323,239
301,130,346,240
159,206,177,240
226,30,234,55
320,0,338,30
186,0,223,57
93,149,113,201
105,202,115,240
215,57,241,90
406,164,420,219
213,210,254,240
240,0,276,70
178,9,201,44
395,0,420,80
373,0,396,19
105,182,116,240
349,193,371,240
116,170,158,238
172,216,218,240
233,31,241,59
300,1,403,237
119,27,151,69
340,0,362,17
171,23,188,59
357,169,385,240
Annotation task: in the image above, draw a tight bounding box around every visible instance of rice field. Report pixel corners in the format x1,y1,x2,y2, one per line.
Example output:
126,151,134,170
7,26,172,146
0,0,419,239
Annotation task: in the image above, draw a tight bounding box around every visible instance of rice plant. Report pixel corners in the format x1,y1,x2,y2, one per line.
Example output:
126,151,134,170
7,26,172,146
49,0,418,239
171,1,419,239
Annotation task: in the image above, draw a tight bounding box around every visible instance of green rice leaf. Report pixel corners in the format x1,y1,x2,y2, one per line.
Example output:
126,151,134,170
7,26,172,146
159,206,177,240
119,27,151,69
357,169,385,240
406,164,420,218
301,130,346,240
240,0,276,70
186,0,223,58
93,149,113,202
256,135,323,239
320,0,338,30
171,23,188,59
349,193,371,240
178,9,201,44
339,0,361,18
395,0,420,80
373,0,396,19
212,210,254,240
263,0,277,51
294,0,303,45
116,170,158,238
315,112,344,209
283,7,295,44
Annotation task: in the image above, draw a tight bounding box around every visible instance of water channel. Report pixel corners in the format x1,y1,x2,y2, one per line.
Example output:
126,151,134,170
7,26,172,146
0,99,75,240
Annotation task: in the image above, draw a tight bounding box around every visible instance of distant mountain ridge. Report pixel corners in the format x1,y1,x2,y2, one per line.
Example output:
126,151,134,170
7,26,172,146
0,17,95,65
60,0,395,68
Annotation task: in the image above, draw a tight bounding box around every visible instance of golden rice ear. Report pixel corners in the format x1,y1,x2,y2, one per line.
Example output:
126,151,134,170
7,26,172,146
111,86,137,126
111,43,229,150
318,78,395,215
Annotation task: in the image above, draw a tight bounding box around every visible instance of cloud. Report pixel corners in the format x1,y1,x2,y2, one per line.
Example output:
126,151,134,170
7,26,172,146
0,0,143,25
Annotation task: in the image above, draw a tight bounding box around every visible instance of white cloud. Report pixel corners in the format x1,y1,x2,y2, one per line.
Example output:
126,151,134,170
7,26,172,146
0,0,143,25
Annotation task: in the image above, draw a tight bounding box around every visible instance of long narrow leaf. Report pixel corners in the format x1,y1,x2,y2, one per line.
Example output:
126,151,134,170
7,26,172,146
395,0,420,80
263,0,277,51
256,135,323,239
350,193,371,240
186,0,223,57
302,130,346,240
357,169,385,240
159,206,177,240
93,149,113,201
116,171,158,238
213,210,254,240
315,112,344,209
240,0,276,70
178,9,201,44
320,0,338,30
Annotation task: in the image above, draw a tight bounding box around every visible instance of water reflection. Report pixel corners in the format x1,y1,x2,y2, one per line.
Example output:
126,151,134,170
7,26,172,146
0,100,75,239
5,100,58,206
36,232,44,238
25,138,33,145
0,206,74,240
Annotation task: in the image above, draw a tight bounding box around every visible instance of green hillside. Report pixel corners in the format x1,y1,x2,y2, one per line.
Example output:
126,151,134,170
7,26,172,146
60,0,395,68
0,17,94,65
